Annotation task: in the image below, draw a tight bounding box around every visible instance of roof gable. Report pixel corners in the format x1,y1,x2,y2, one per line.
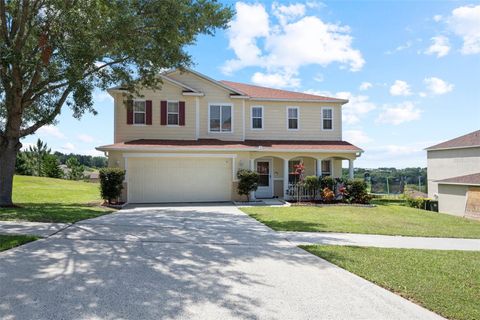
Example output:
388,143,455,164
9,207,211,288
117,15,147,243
426,130,480,151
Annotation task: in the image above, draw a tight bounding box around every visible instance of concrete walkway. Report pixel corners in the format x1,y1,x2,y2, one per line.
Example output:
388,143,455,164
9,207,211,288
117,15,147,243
0,221,69,237
281,231,480,251
0,205,443,320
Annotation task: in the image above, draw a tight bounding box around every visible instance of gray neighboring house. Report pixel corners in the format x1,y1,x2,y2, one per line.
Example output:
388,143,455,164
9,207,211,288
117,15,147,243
426,130,480,218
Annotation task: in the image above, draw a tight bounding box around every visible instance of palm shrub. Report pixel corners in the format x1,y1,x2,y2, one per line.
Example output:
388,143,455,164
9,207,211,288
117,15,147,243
304,175,320,201
99,168,126,204
237,169,259,201
320,176,335,191
346,179,371,204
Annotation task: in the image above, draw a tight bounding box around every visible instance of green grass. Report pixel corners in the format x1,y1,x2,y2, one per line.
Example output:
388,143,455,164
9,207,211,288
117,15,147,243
0,235,38,252
241,205,480,238
0,175,112,223
302,245,480,320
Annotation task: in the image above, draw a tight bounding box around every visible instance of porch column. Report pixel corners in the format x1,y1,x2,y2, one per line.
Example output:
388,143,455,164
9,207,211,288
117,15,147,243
283,158,289,199
349,159,354,179
316,158,323,177
250,159,256,200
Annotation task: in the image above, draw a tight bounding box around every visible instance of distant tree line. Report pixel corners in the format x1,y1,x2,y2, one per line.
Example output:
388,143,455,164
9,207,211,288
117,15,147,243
343,167,427,194
15,139,107,180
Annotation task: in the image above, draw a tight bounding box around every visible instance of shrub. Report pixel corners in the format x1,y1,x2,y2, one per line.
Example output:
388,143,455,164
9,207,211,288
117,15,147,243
99,168,125,204
346,179,371,204
320,176,335,191
404,193,432,210
237,169,259,201
42,154,63,178
321,187,335,203
304,175,320,200
66,156,84,180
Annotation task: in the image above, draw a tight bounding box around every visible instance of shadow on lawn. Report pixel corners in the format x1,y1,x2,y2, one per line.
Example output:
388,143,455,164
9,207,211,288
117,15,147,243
249,216,328,232
0,203,112,223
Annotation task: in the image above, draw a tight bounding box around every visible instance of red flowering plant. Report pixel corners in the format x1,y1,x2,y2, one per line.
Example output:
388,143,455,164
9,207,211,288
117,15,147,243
338,185,348,203
293,162,305,183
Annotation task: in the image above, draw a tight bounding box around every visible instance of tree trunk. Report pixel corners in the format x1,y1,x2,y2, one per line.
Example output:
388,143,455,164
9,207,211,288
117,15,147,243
0,138,20,207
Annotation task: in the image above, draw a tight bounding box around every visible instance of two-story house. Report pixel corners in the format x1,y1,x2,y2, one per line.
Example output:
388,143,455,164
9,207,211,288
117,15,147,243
426,130,480,217
97,69,363,203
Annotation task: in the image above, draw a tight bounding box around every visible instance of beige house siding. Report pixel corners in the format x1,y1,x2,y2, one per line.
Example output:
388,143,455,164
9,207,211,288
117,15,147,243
245,101,342,141
438,184,469,216
113,82,196,143
427,147,480,197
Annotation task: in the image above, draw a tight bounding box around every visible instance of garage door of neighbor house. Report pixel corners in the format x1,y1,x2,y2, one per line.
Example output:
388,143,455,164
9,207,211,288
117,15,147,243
127,156,233,203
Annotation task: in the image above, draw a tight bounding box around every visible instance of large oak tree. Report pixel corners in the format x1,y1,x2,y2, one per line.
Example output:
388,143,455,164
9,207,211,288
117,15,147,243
0,0,232,206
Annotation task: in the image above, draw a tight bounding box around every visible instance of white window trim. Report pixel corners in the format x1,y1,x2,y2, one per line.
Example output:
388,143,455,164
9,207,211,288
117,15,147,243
208,103,234,134
286,106,300,131
133,99,146,126
321,106,334,131
250,105,264,130
167,100,180,127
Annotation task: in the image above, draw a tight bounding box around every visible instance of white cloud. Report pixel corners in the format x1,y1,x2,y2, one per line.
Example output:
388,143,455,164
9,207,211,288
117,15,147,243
313,73,324,82
335,92,377,125
376,102,421,125
61,143,76,152
359,82,372,91
385,41,413,54
424,77,454,95
37,125,65,139
344,129,372,145
77,134,95,143
448,5,480,55
223,2,364,87
20,142,35,151
424,36,450,57
84,149,104,157
433,15,443,22
389,80,412,96
251,71,300,88
93,91,113,103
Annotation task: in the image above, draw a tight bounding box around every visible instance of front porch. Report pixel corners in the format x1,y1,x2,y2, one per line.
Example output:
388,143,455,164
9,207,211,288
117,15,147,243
250,155,356,201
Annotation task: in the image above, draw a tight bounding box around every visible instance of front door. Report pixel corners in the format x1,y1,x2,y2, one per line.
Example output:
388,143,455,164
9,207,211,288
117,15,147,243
255,160,273,198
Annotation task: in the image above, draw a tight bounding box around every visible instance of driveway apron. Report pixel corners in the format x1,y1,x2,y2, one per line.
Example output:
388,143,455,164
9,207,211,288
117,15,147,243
0,205,443,320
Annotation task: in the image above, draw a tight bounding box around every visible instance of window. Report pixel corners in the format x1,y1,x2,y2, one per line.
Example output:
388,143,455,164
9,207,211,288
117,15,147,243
209,104,232,132
322,107,333,130
133,100,146,124
251,106,263,129
288,160,301,184
321,160,331,176
167,101,179,125
287,107,299,130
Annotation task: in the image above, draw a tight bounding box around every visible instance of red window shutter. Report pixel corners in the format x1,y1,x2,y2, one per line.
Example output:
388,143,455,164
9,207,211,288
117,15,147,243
179,101,185,126
160,100,167,125
126,100,133,125
146,100,152,125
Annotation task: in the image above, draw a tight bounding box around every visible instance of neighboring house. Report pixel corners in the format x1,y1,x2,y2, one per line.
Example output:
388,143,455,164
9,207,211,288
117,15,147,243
96,69,363,203
426,130,480,217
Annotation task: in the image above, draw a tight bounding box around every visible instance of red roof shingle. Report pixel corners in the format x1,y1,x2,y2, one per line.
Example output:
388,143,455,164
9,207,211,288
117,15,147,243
437,173,480,186
220,80,346,102
426,130,480,150
97,139,362,152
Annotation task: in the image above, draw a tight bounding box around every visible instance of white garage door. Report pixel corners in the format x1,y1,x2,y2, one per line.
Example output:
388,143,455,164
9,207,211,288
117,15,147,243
127,157,232,203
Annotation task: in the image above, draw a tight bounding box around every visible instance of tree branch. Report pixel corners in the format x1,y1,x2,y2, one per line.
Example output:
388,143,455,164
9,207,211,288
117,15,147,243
19,86,72,137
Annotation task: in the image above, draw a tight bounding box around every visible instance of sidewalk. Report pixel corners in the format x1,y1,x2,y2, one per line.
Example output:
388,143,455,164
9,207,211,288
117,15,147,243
0,221,69,237
281,231,480,251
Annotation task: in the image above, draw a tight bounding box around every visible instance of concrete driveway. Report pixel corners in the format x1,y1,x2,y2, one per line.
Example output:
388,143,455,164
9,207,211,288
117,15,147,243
0,205,443,320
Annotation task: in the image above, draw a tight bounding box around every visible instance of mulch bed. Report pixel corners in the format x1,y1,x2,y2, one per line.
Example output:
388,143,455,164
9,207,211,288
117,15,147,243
288,201,375,208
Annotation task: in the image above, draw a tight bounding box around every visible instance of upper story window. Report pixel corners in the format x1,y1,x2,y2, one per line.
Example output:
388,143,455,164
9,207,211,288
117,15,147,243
287,107,299,130
321,160,332,176
209,104,232,132
322,107,333,130
133,100,146,125
251,106,263,130
167,101,179,125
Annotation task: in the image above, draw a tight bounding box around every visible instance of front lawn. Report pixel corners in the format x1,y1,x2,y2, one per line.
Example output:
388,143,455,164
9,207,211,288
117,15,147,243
0,175,112,223
302,245,480,320
0,235,38,252
241,205,480,238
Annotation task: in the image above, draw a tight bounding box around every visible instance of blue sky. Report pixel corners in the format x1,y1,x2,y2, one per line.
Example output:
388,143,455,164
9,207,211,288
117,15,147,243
22,1,480,168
